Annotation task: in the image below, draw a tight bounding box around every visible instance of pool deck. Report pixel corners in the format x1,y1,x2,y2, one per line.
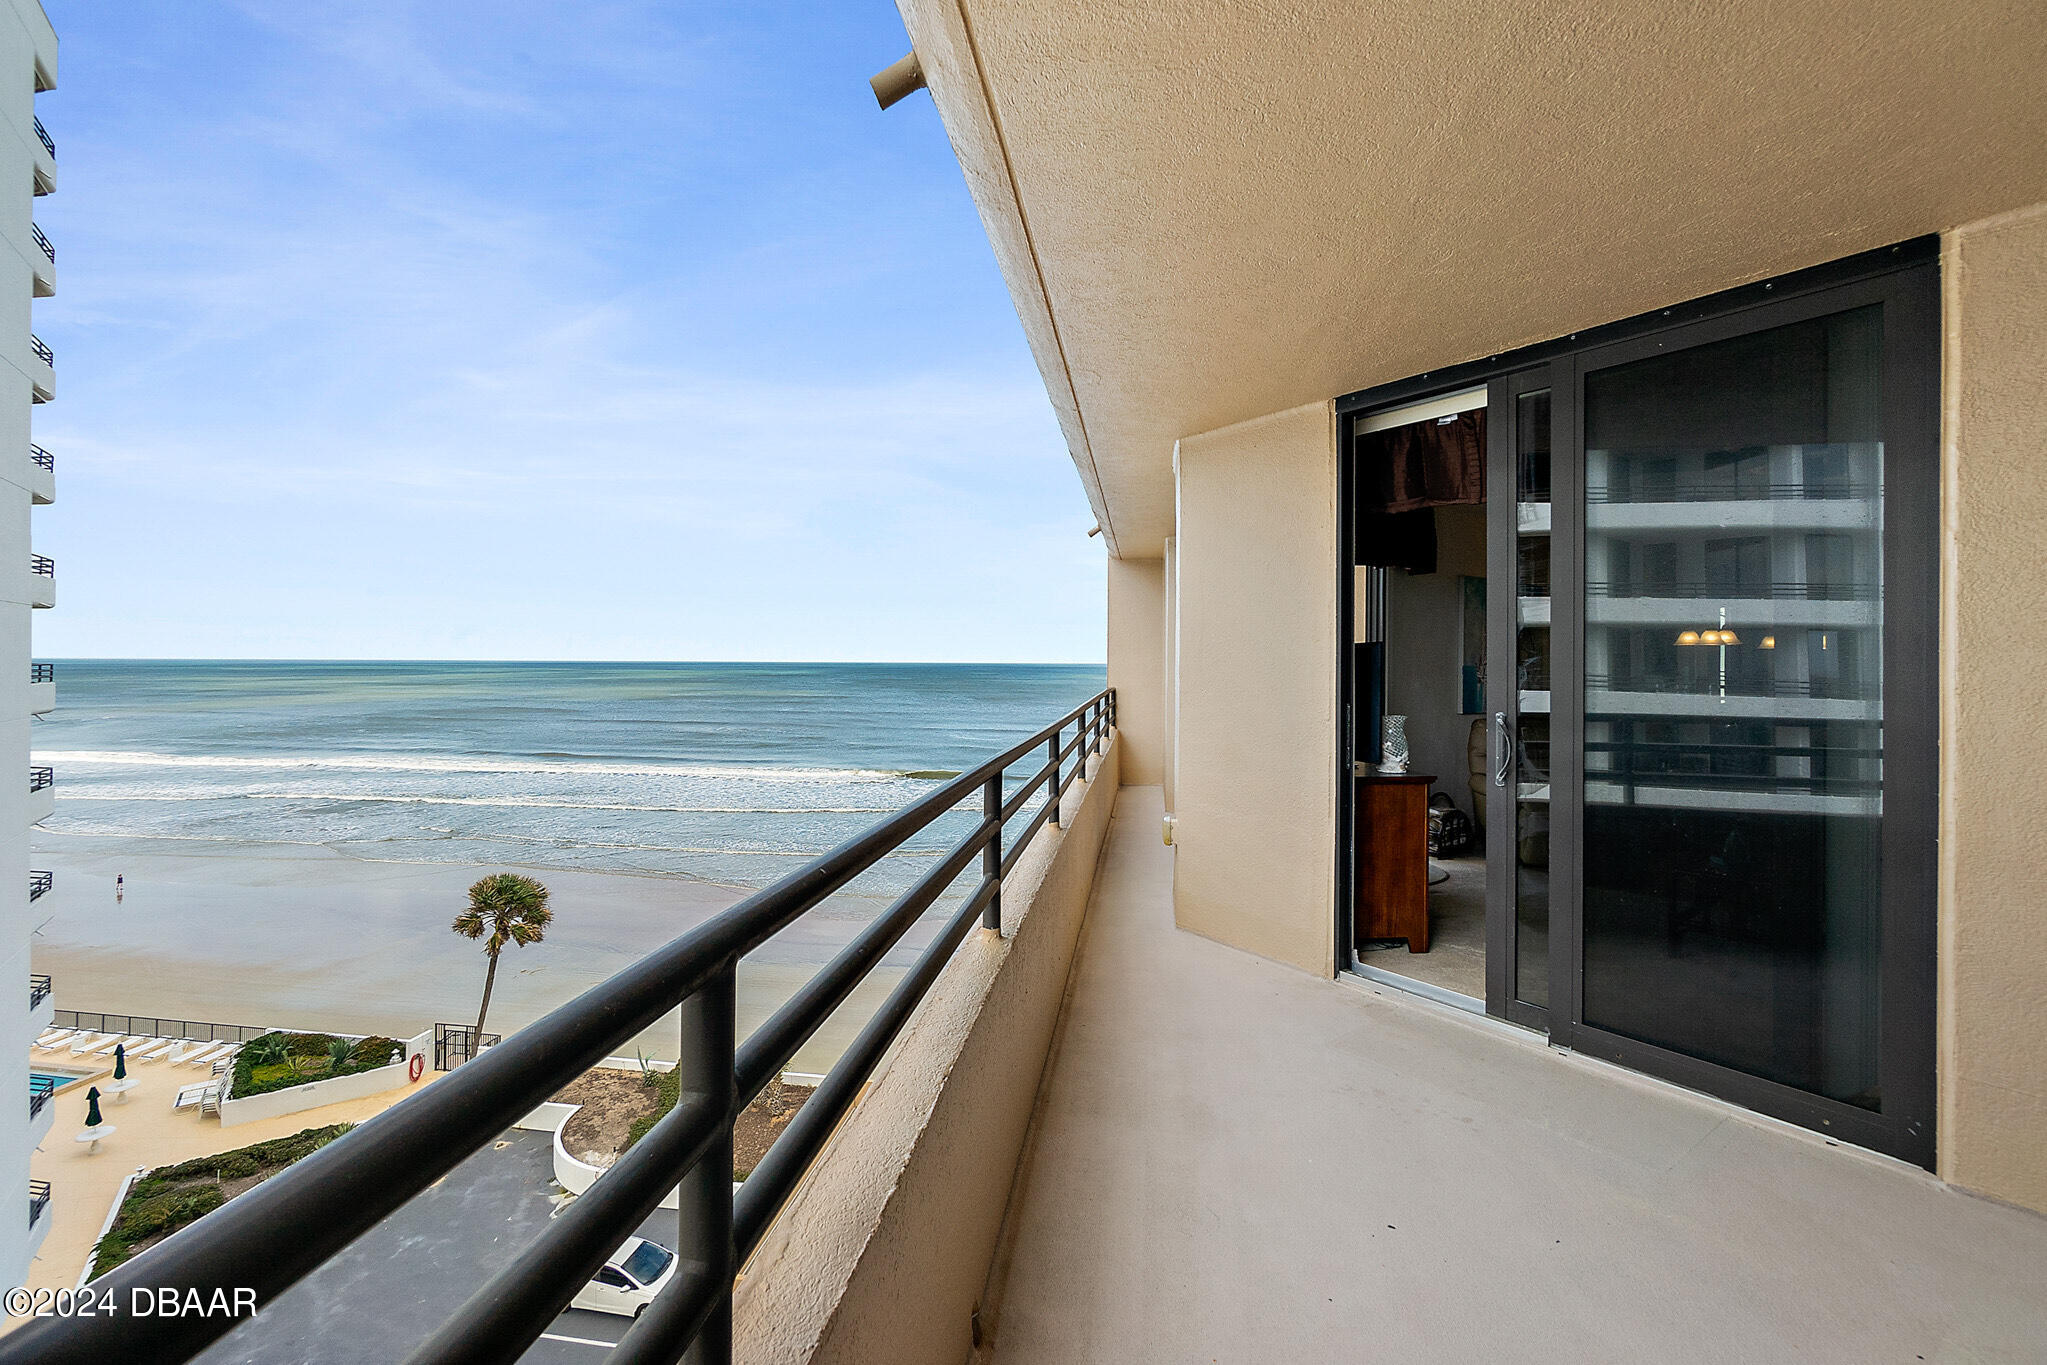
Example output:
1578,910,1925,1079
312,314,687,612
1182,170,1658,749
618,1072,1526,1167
10,1053,443,1310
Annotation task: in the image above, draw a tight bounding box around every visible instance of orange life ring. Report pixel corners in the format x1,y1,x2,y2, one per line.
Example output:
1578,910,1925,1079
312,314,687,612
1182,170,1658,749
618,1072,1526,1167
408,1053,425,1082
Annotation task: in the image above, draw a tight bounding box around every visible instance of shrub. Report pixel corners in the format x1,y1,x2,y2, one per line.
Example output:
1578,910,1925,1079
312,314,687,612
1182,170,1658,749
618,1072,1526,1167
91,1126,352,1279
624,1066,682,1152
231,1032,407,1098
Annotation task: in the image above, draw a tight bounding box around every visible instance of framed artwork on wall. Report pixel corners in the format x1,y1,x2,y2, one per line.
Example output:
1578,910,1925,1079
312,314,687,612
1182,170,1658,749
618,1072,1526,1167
1460,575,1486,713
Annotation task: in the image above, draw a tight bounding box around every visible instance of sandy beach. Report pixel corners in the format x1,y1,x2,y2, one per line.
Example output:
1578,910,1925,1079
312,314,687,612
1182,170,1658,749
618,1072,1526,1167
29,835,944,1076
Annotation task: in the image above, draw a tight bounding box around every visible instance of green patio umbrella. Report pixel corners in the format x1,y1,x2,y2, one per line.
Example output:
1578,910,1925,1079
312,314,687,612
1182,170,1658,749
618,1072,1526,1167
83,1087,103,1127
112,1044,127,1081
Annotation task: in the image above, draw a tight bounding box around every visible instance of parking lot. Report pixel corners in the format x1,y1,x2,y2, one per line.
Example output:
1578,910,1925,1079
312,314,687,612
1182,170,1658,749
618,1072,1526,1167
193,1130,680,1363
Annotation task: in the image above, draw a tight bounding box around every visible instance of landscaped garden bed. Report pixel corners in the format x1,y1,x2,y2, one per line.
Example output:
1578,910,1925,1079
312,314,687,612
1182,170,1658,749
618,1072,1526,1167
230,1031,406,1099
90,1125,353,1279
553,1066,811,1180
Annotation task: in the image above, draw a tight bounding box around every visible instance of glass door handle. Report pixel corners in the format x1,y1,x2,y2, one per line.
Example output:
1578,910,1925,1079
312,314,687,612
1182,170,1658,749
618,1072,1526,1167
1494,712,1512,787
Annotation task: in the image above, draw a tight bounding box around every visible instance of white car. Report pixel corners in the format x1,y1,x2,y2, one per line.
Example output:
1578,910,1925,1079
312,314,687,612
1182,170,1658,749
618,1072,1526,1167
570,1236,678,1318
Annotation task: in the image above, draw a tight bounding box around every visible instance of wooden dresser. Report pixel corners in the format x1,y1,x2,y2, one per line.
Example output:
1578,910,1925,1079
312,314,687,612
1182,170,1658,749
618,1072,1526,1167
1353,771,1435,952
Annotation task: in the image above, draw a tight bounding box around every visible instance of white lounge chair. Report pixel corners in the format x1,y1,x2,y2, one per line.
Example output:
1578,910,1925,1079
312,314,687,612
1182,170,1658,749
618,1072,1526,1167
34,1029,74,1050
67,1033,110,1055
172,1080,219,1112
186,1044,231,1070
131,1039,177,1063
87,1035,148,1058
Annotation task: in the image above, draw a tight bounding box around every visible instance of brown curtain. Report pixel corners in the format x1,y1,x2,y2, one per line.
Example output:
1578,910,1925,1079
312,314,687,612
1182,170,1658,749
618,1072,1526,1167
1355,409,1485,514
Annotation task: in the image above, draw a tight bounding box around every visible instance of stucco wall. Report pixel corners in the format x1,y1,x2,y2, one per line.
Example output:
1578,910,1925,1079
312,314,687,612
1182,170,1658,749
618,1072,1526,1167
1106,557,1165,785
1938,203,2047,1214
1171,401,1338,976
733,736,1120,1365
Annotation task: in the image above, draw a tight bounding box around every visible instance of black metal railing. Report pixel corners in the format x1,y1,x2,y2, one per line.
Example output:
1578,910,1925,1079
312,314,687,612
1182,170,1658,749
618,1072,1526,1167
50,1011,271,1045
28,334,50,367
1587,480,1879,505
1585,673,1877,702
29,871,51,902
29,973,49,1008
27,1076,55,1122
28,1180,49,1228
30,223,51,263
1586,579,1877,602
28,766,51,793
30,662,52,683
29,444,51,473
2,690,1116,1364
33,118,51,158
29,554,51,578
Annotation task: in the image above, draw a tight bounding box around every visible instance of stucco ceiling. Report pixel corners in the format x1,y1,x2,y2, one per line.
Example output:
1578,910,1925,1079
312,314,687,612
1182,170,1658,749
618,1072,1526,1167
899,0,2047,558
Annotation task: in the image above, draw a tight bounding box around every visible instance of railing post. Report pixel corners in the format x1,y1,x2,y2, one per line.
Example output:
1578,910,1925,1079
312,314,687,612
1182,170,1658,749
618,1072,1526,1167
1048,726,1061,829
677,963,736,1365
982,772,1002,934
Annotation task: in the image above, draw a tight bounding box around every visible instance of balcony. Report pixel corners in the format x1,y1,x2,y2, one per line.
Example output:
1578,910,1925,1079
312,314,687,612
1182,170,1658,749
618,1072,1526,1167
25,1180,50,1264
28,661,52,715
962,789,2047,1362
25,1180,49,1264
27,553,52,609
30,117,53,195
28,222,52,297
27,333,51,402
26,1076,54,1158
28,971,50,1037
26,443,52,505
28,764,53,824
11,712,2047,1364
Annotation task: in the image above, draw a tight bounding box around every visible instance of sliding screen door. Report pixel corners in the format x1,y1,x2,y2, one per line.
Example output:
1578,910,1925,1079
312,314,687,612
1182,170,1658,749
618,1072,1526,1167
1569,268,1936,1162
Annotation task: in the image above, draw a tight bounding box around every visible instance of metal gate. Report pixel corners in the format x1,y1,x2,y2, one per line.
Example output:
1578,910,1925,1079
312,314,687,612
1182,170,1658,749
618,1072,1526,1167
432,1022,501,1071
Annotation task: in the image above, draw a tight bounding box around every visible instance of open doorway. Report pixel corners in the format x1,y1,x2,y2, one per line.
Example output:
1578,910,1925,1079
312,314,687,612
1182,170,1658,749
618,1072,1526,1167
1344,389,1493,1008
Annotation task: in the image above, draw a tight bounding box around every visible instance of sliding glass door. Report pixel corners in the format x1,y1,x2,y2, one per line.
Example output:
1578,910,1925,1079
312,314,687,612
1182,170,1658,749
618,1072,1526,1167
1339,245,1936,1162
1560,271,1937,1162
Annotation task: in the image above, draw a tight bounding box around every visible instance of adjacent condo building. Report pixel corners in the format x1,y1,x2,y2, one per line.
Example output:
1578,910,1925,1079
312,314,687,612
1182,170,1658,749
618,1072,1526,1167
0,0,53,1289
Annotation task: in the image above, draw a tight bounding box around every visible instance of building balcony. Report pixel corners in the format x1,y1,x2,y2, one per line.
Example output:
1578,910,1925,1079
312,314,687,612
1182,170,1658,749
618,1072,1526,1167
28,222,52,297
28,972,51,1037
27,333,51,403
28,661,52,715
964,788,2047,1362
27,553,52,609
28,765,52,823
26,1181,51,1263
12,749,2047,1362
26,443,53,505
30,117,53,196
27,1077,55,1149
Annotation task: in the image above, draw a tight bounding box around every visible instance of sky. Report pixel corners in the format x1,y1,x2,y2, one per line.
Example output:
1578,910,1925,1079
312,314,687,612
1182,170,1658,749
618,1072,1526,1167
32,2,1105,662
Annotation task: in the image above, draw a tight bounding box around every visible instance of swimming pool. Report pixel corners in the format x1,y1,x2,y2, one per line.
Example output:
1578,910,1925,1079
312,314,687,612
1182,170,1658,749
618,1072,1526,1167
31,1068,92,1093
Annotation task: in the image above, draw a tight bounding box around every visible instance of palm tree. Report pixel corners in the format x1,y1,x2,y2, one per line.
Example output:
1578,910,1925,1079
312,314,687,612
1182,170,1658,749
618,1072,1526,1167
452,873,552,1041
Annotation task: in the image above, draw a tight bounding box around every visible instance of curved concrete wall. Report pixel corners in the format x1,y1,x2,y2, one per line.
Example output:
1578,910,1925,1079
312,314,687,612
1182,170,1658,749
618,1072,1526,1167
733,736,1120,1365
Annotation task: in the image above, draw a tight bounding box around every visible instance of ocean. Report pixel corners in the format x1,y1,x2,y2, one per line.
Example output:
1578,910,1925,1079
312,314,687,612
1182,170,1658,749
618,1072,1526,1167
32,659,1107,898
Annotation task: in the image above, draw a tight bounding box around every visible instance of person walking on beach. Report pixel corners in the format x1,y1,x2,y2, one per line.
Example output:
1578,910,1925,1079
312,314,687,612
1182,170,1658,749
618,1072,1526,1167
115,873,124,902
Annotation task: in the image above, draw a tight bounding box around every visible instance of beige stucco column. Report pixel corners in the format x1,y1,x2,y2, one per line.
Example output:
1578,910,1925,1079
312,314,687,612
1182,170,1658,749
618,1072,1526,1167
1171,400,1339,975
1106,556,1166,785
1938,203,2047,1215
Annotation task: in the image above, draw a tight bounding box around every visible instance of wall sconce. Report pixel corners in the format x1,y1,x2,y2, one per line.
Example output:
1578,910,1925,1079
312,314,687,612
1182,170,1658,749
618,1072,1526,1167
1760,635,1776,649
1676,630,1701,645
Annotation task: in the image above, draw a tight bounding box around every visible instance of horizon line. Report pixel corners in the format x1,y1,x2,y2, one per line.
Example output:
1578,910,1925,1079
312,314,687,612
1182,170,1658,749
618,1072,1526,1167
32,656,1109,668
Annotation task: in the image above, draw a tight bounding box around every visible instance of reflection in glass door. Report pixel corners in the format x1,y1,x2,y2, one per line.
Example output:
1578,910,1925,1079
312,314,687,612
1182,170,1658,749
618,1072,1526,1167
1579,307,1889,1107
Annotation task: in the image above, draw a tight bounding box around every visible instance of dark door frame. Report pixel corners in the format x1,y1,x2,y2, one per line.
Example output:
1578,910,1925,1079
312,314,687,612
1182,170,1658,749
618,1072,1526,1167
1333,236,1939,1168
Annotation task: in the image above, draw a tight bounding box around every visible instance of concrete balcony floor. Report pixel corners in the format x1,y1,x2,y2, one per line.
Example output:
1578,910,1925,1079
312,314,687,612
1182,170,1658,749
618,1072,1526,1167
982,787,2047,1363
